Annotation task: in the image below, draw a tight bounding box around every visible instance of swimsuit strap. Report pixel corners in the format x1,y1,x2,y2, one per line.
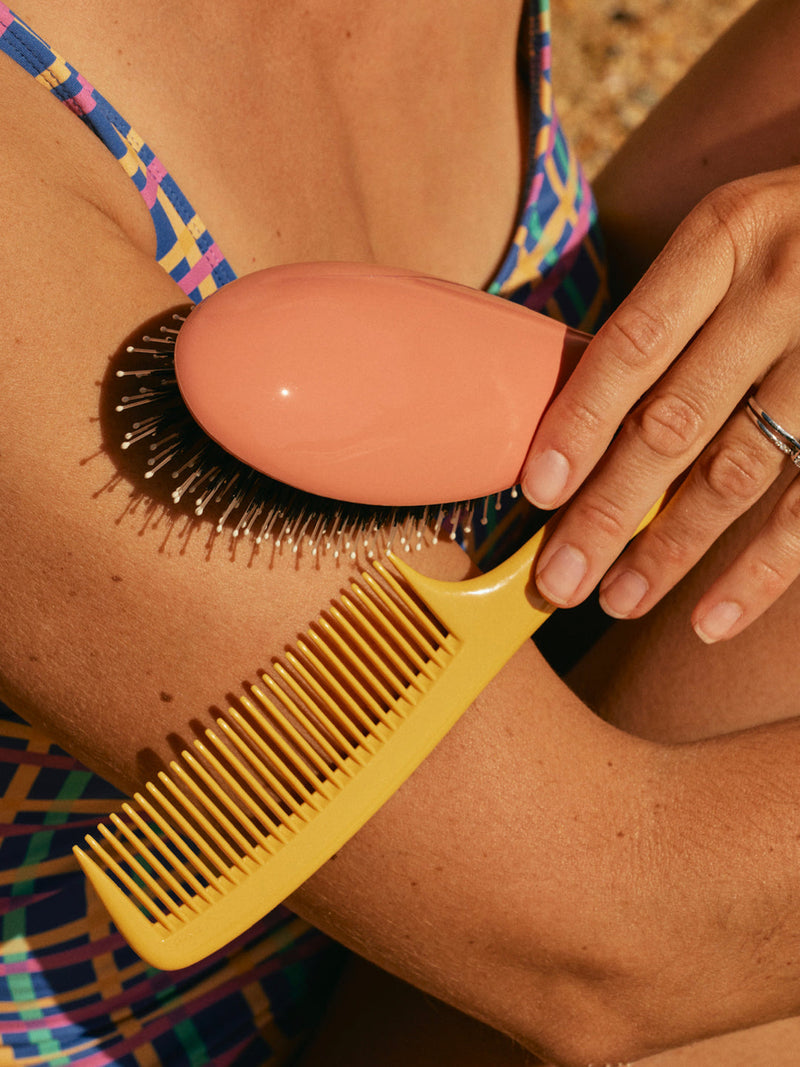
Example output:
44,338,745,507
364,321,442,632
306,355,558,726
491,0,608,331
0,3,236,302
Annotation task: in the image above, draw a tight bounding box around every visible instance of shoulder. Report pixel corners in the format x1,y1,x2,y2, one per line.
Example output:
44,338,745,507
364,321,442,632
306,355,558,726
0,43,155,261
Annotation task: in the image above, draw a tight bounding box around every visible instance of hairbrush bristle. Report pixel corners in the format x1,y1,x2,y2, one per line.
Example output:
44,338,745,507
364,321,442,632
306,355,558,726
110,313,516,559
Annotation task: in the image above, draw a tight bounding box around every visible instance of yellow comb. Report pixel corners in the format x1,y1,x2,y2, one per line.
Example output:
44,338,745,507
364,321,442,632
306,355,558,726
75,500,663,970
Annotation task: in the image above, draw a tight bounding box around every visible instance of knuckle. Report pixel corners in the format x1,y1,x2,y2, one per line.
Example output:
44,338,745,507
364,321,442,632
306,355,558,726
745,553,791,602
770,489,800,546
626,392,705,461
700,179,762,251
644,522,697,572
696,440,773,506
601,303,670,371
573,492,630,543
738,488,800,601
764,229,800,296
558,393,607,443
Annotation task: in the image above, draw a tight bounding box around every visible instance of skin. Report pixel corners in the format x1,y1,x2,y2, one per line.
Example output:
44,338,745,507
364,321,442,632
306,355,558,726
4,1,800,1064
523,0,800,647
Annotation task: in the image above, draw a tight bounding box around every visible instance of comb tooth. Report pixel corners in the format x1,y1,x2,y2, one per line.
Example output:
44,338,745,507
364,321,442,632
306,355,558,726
349,580,435,670
235,680,329,787
247,673,349,778
297,634,381,747
76,841,194,964
146,779,229,889
196,733,299,838
317,613,400,724
227,698,322,795
292,638,373,750
135,788,219,902
268,663,360,766
181,750,273,853
234,691,337,801
338,593,423,693
215,697,317,803
355,576,444,674
367,566,453,660
215,717,315,815
121,801,206,912
107,813,185,917
157,766,247,874
192,736,290,841
169,759,260,866
331,599,409,689
89,827,175,929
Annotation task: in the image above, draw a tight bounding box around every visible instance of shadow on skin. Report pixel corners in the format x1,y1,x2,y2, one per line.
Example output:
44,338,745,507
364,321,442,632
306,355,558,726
92,307,446,567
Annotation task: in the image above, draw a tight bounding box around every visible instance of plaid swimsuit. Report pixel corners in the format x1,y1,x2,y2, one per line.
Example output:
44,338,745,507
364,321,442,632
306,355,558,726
0,2,607,1063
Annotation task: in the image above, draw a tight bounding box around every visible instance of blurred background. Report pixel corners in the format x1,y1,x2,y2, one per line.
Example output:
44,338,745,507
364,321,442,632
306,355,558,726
551,0,755,178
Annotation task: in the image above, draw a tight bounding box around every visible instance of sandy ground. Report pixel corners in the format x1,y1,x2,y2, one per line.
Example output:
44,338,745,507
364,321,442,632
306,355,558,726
551,0,755,178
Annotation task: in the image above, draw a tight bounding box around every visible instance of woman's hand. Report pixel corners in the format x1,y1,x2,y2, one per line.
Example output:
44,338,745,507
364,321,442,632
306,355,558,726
521,165,800,643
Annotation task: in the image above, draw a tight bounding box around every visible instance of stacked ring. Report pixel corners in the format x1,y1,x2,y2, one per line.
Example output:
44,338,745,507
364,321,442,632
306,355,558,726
746,397,800,468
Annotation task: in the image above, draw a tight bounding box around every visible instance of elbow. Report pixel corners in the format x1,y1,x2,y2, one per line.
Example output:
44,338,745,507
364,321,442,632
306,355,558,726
515,978,668,1067
473,913,685,1067
501,964,667,1067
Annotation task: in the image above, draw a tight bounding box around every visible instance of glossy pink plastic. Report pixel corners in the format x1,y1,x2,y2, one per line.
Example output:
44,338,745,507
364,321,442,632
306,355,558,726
174,262,589,506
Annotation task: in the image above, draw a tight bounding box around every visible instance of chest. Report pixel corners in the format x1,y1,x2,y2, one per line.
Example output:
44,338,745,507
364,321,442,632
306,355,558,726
12,0,528,286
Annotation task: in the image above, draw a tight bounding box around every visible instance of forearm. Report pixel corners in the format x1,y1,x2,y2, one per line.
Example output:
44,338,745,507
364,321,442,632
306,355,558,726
287,667,800,1066
647,722,800,1051
594,0,800,293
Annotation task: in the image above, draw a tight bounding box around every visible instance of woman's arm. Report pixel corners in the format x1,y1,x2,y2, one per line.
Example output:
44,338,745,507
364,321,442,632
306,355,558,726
6,50,800,1067
595,0,800,290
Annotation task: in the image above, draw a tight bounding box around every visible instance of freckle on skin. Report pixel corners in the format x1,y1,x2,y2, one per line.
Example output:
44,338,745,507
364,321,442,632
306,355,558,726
159,692,174,703
110,575,123,583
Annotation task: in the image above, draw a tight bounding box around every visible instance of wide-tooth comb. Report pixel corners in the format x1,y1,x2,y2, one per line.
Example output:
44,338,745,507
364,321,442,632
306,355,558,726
75,500,663,970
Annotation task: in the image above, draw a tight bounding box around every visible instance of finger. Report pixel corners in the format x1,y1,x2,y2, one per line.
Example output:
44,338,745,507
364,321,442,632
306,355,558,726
532,303,778,610
597,364,800,621
691,469,800,643
521,199,737,511
597,402,787,620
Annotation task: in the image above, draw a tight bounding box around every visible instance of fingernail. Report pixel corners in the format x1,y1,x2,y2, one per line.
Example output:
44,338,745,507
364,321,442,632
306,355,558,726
523,450,569,508
600,570,649,619
693,601,743,644
537,544,587,605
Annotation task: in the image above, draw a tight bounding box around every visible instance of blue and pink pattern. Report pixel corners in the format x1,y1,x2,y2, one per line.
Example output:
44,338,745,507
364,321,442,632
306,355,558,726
0,2,234,302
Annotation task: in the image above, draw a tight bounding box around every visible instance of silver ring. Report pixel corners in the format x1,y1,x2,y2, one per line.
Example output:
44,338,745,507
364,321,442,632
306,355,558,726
747,396,800,468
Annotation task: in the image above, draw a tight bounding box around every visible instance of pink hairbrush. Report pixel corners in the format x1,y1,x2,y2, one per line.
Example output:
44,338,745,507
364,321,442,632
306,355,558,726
114,262,588,551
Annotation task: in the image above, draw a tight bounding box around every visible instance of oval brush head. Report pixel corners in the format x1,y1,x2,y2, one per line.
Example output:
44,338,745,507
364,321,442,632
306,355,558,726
174,262,588,506
113,262,588,556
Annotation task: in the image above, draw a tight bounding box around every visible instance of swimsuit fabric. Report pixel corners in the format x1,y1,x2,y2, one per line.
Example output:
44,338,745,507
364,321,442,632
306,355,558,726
0,2,607,1062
